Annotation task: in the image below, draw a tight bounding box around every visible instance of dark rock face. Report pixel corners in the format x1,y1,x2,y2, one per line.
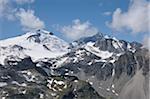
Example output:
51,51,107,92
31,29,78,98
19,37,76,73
49,32,54,35
114,51,137,78
93,38,131,53
134,49,149,75
131,41,143,49
12,45,24,51
27,33,41,43
0,57,105,99
4,57,35,71
94,38,116,52
75,33,103,44
52,38,149,99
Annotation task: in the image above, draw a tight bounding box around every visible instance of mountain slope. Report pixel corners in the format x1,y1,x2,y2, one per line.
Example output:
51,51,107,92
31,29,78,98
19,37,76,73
48,33,149,99
0,29,69,65
0,57,104,99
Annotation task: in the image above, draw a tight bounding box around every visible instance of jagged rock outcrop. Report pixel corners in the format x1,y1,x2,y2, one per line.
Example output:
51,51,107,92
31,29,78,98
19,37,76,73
0,57,104,99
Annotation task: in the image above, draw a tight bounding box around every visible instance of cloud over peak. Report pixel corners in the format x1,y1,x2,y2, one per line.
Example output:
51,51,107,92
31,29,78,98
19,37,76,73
16,8,45,31
108,0,149,34
0,0,15,20
0,0,45,31
0,0,9,15
59,19,98,40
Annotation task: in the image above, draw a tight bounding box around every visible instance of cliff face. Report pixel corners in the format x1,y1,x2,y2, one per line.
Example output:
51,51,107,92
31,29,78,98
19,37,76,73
118,49,149,99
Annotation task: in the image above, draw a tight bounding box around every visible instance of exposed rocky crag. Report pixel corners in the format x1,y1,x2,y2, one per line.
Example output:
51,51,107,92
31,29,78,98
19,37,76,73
0,57,104,99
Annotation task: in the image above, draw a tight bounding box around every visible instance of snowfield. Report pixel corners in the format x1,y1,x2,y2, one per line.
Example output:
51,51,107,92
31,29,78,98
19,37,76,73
0,29,69,65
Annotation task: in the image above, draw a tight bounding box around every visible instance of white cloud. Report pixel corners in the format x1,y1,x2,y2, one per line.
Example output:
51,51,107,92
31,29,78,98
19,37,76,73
0,0,9,16
0,0,15,20
103,11,111,16
0,0,46,33
16,8,45,31
59,19,98,40
0,0,44,31
0,0,35,20
108,0,150,34
14,0,34,4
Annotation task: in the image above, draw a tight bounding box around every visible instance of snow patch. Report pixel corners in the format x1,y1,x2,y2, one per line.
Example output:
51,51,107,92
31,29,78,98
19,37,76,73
85,42,113,59
54,80,64,85
112,84,115,88
0,82,7,87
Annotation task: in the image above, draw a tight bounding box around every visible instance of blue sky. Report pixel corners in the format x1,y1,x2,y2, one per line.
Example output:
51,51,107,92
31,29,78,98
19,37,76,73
0,0,149,43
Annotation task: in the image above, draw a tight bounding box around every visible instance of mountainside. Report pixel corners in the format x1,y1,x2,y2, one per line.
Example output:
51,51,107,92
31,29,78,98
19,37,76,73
0,57,104,99
50,33,149,99
0,30,149,99
0,29,69,65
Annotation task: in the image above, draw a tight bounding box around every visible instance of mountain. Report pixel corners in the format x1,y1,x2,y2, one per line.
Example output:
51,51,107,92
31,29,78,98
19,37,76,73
0,29,69,65
0,30,149,99
47,33,149,99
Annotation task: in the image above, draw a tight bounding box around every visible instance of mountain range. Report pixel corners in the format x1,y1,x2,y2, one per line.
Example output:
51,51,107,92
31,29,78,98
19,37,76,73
0,29,149,99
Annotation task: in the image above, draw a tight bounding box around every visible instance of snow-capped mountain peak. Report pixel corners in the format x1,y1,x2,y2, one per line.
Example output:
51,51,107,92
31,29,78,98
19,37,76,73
72,33,137,54
0,29,69,65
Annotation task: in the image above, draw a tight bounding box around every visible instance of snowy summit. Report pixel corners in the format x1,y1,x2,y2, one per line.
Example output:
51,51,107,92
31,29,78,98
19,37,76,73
0,29,69,65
